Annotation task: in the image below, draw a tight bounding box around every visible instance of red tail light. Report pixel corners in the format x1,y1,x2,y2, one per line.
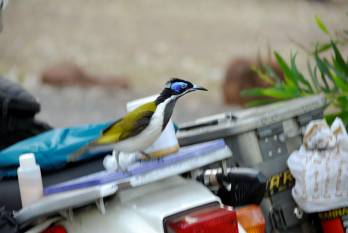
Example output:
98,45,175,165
41,225,67,233
165,205,238,233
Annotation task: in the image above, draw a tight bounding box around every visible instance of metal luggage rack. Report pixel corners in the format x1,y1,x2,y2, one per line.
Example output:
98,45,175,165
14,139,232,227
177,95,326,146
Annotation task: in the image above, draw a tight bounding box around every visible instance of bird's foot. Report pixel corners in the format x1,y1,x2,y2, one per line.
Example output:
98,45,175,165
115,151,128,173
140,151,152,160
115,156,132,175
119,167,132,176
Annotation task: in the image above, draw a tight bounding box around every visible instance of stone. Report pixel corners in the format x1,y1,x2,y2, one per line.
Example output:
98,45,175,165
223,58,283,106
41,62,130,89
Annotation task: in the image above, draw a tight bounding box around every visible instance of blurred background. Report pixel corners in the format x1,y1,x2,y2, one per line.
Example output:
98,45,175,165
0,0,347,127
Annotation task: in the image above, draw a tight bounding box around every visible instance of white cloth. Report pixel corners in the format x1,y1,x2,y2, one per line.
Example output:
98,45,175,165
287,118,348,213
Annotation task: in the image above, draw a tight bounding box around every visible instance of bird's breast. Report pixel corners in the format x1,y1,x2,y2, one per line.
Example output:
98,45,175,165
114,101,167,152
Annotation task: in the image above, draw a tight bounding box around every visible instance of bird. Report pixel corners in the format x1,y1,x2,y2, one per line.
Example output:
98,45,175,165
70,78,207,164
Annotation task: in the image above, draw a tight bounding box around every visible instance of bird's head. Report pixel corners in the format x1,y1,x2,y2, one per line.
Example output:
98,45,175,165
154,78,207,128
158,78,207,101
155,78,207,105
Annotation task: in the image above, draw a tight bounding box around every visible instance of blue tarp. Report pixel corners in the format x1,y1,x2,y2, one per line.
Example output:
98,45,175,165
0,121,112,177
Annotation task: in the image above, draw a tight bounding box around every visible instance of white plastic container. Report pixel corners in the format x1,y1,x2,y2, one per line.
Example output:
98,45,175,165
17,153,43,208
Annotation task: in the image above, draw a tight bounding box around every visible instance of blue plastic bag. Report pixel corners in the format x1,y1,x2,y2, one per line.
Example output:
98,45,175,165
0,121,113,178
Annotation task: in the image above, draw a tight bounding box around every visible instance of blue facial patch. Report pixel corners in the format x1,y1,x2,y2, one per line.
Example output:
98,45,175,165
171,82,188,93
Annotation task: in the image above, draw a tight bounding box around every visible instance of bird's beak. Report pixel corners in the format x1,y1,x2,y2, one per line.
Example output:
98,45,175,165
192,85,208,91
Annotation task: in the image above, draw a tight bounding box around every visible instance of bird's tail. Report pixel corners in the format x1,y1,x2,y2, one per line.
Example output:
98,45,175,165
68,141,98,162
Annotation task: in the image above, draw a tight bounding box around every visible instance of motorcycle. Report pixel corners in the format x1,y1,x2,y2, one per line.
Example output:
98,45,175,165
1,77,343,233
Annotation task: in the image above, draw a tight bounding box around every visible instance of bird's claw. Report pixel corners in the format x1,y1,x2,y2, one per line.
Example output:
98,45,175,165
140,151,152,160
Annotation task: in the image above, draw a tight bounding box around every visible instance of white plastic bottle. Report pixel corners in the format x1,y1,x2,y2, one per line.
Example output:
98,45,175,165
17,153,43,208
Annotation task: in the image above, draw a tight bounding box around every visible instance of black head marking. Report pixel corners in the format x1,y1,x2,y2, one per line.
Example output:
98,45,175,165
155,78,207,130
155,78,195,105
162,100,176,130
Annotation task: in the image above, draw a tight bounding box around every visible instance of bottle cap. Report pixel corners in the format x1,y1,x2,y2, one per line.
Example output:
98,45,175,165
19,153,37,168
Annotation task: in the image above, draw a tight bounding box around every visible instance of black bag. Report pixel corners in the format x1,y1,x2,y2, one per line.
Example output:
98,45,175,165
0,207,18,233
0,77,40,117
0,77,51,149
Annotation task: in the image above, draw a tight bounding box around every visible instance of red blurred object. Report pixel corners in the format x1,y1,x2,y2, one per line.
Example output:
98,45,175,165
41,225,67,233
321,218,344,233
165,205,238,233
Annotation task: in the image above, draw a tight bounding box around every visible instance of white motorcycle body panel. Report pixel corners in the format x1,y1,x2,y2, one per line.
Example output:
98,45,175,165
59,176,221,233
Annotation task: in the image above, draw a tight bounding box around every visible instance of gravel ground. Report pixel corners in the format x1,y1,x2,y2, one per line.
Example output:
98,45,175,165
0,0,347,126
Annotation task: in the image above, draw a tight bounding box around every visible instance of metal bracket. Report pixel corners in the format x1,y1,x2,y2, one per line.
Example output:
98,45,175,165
297,109,324,126
59,208,74,222
220,159,228,175
96,198,106,215
257,122,288,161
297,109,324,136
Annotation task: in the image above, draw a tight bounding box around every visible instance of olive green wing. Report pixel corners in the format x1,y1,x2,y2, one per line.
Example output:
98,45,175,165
96,102,156,145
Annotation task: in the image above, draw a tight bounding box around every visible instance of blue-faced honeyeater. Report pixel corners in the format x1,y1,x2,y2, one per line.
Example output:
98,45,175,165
71,78,207,159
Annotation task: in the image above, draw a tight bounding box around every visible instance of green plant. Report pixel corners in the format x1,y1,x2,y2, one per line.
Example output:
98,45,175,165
242,16,348,127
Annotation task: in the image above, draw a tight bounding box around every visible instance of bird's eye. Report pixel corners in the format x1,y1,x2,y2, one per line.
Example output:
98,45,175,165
171,82,188,93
